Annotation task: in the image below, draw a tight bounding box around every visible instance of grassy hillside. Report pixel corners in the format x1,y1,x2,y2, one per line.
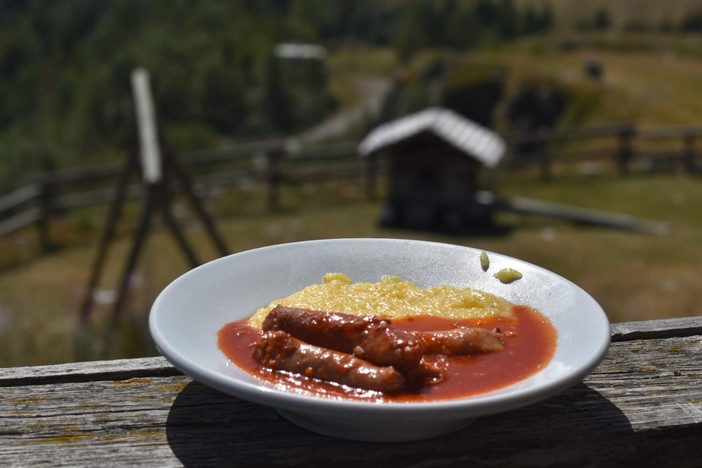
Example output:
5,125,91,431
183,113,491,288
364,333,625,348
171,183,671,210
356,42,702,127
330,39,702,141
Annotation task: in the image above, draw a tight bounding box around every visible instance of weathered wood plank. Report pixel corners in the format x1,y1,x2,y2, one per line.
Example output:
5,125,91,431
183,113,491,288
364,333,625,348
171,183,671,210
1,334,701,467
0,356,179,387
611,316,702,341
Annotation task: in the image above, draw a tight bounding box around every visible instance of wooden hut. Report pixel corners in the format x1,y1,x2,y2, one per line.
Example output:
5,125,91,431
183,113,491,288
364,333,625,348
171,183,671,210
359,107,506,230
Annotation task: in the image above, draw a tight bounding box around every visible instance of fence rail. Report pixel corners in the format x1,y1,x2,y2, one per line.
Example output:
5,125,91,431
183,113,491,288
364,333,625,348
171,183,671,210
507,122,701,178
0,123,700,250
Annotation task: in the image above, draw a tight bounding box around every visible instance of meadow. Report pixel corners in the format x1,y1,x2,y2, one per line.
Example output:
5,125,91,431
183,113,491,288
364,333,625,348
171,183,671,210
2,40,702,367
0,168,700,367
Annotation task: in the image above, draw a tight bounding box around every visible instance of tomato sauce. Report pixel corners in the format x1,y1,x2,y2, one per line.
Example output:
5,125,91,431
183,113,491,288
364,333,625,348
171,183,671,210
217,305,557,402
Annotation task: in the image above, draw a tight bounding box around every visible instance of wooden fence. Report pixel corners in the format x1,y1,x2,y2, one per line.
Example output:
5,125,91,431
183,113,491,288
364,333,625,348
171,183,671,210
0,139,362,251
0,123,700,251
507,122,702,180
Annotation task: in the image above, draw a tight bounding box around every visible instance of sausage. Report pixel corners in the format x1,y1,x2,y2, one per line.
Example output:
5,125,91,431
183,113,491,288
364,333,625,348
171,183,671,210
405,357,446,386
252,330,407,393
259,307,502,389
414,327,504,355
263,306,426,372
352,323,426,373
262,305,387,354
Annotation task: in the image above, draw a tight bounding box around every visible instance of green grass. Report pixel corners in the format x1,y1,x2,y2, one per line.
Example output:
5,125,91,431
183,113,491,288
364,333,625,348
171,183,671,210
336,40,702,128
1,171,700,368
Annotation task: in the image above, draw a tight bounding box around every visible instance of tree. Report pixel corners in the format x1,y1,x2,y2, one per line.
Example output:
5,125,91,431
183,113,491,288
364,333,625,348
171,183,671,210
393,0,429,64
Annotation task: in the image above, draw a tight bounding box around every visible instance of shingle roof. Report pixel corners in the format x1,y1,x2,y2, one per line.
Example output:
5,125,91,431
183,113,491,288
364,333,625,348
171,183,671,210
358,107,506,168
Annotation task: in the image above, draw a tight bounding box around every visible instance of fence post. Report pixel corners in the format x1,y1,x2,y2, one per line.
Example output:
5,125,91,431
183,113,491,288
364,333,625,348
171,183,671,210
617,125,635,175
36,173,54,252
540,142,552,181
266,149,283,211
683,130,696,173
365,152,378,200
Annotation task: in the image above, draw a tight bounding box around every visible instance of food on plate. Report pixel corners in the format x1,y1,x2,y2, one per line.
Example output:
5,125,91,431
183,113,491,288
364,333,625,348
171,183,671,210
413,326,505,355
218,273,556,402
252,330,407,393
246,273,513,329
480,251,490,271
262,306,428,373
259,305,501,389
494,268,523,284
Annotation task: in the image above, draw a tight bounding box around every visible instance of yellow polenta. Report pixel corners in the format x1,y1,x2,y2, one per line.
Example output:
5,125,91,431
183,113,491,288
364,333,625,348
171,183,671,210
247,273,512,329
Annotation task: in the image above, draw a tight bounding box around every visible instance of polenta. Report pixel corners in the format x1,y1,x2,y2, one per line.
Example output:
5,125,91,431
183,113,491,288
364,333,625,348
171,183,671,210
247,273,512,329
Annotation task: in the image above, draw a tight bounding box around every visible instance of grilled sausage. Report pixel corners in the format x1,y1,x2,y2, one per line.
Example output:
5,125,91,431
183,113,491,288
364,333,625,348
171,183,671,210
351,323,425,373
263,306,426,372
262,305,386,354
252,330,406,393
414,327,504,355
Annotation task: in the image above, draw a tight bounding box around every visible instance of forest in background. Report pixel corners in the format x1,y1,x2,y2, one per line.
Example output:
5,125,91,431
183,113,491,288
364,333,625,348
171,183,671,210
0,0,555,193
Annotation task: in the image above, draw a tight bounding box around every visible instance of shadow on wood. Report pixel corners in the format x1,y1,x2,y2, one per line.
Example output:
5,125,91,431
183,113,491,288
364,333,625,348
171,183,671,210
165,380,635,467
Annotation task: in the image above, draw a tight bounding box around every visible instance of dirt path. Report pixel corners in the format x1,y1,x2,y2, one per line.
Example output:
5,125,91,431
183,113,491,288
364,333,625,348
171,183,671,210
298,76,392,143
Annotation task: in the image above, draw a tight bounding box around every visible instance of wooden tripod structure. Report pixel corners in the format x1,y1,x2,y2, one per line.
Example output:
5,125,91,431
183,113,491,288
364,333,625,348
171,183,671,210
80,68,229,323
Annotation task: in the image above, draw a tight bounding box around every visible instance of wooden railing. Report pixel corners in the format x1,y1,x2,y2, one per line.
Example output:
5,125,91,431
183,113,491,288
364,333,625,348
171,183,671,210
0,140,360,250
507,122,702,179
1,123,700,250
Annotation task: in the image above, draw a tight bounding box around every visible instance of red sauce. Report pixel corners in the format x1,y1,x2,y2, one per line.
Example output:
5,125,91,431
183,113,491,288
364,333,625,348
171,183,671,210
217,305,557,402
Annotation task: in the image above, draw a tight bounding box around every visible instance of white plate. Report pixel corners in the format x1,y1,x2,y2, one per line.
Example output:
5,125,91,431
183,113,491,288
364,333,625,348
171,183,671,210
149,238,610,442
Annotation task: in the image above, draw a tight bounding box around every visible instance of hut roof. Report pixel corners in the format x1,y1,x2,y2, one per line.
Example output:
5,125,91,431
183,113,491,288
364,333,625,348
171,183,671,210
358,107,506,168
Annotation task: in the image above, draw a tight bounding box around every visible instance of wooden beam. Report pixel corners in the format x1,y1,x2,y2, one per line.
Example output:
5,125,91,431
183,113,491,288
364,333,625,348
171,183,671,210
494,196,670,235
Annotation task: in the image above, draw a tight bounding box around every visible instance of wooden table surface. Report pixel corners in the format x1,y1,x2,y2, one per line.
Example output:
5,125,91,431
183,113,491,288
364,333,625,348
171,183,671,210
2,316,702,467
